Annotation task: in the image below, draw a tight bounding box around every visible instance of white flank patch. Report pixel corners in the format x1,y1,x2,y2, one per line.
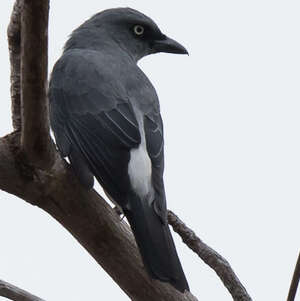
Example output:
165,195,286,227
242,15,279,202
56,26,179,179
128,112,153,199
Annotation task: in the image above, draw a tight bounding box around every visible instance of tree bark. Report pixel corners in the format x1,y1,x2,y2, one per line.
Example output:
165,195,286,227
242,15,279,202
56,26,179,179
168,211,252,301
7,0,22,131
0,1,254,300
20,0,54,169
287,252,300,301
0,133,198,301
0,279,44,301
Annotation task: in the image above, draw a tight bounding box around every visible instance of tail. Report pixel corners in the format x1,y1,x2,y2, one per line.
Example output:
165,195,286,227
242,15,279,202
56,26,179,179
124,195,189,293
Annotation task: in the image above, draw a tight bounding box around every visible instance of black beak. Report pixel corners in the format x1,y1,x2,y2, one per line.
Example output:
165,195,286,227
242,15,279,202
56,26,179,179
151,35,188,55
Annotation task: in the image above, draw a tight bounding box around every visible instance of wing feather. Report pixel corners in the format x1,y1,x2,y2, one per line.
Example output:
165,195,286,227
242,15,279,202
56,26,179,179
49,51,141,204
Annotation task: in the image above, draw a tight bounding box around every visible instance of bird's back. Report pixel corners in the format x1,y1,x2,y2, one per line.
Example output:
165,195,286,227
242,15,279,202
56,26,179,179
49,8,189,292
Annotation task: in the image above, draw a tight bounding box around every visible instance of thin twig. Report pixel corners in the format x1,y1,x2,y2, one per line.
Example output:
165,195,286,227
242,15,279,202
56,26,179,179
168,210,252,301
287,252,300,301
21,0,54,169
0,279,45,301
7,0,22,131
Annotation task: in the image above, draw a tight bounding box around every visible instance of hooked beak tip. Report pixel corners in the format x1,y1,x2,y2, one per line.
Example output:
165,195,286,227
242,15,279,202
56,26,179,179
152,35,188,55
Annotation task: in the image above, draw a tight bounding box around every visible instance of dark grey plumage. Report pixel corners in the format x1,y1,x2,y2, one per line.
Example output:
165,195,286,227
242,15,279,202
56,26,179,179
49,7,189,292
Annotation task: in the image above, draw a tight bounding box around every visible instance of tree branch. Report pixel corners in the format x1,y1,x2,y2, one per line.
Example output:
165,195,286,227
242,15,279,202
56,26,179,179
0,133,198,301
20,0,54,169
1,1,252,300
287,252,300,301
168,210,252,301
0,279,44,301
7,0,22,132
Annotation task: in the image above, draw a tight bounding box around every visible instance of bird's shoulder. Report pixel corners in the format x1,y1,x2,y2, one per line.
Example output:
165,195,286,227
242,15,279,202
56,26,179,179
49,49,159,113
50,49,128,108
49,49,142,155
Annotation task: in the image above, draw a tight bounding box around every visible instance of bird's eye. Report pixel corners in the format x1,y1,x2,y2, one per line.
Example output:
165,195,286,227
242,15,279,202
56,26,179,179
133,25,144,36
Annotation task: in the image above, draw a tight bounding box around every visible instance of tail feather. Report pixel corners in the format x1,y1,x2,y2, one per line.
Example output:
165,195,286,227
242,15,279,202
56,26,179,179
124,195,189,292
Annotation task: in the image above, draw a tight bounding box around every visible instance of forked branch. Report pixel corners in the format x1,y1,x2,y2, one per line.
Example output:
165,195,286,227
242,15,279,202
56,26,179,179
1,1,254,301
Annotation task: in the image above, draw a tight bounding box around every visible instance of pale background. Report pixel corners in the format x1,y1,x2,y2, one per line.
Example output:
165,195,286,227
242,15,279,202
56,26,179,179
0,1,299,300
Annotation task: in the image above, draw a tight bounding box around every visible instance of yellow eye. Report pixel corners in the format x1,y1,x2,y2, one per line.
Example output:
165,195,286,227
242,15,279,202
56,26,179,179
133,25,144,36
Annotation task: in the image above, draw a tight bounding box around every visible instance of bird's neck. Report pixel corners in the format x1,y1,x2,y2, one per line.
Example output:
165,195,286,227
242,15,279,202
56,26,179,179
64,28,142,63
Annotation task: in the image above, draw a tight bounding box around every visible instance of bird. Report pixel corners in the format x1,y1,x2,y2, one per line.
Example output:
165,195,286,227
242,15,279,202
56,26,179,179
49,7,189,292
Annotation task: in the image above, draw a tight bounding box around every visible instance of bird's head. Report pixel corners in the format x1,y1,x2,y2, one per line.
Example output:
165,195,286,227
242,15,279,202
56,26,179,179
65,8,188,61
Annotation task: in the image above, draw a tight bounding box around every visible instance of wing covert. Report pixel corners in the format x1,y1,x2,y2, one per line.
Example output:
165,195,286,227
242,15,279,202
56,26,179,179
49,50,141,203
144,112,164,168
144,111,167,223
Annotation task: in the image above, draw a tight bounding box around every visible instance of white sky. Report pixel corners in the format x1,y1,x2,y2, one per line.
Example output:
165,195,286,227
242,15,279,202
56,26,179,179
0,1,299,300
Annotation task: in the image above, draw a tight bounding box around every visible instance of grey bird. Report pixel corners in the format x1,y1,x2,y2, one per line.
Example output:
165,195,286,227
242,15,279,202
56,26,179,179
49,8,189,292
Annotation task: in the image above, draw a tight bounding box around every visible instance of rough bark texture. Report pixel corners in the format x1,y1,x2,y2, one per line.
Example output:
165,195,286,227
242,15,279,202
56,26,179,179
168,211,252,301
0,1,254,300
0,133,197,301
20,0,54,169
0,279,44,301
7,0,22,131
